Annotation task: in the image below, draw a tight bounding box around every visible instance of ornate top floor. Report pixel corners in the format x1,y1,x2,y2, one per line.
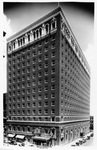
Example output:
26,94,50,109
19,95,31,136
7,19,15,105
7,7,90,76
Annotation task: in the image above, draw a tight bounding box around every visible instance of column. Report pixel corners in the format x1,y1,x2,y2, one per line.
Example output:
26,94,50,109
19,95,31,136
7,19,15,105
15,39,18,49
42,24,46,36
25,33,28,44
30,31,34,41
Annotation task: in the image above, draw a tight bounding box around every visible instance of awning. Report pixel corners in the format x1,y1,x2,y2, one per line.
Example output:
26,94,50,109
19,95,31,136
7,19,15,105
7,134,15,138
32,136,51,141
15,135,25,139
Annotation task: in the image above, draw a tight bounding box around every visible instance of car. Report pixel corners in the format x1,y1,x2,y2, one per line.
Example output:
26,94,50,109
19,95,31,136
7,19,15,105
76,142,80,146
82,138,86,143
71,144,76,146
90,133,94,137
87,136,90,140
79,140,83,145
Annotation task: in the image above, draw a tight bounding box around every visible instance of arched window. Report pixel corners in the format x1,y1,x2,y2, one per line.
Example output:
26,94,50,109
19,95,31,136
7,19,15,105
51,18,56,31
33,31,36,40
36,29,39,39
28,34,30,42
18,39,20,47
23,37,25,44
13,42,15,49
20,38,23,46
8,45,11,52
45,24,49,34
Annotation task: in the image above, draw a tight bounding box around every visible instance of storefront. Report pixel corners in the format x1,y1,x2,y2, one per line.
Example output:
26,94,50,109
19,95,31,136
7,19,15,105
15,135,25,143
7,133,15,141
32,135,51,146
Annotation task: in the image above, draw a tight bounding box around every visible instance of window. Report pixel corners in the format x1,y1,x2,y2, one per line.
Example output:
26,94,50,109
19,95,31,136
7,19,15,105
32,58,36,64
51,59,55,66
44,61,48,68
22,110,25,115
44,101,48,107
51,93,55,98
38,56,42,62
44,77,48,83
51,100,55,106
33,31,36,40
39,27,42,37
51,84,55,90
36,29,39,39
51,43,55,49
27,67,30,73
51,76,55,82
51,68,55,74
32,95,36,100
44,46,48,52
32,87,36,93
38,79,42,85
45,24,49,34
51,117,55,121
38,64,42,70
17,103,20,108
27,89,30,94
38,87,42,92
51,19,56,31
44,109,48,114
28,34,30,42
32,102,36,107
44,85,48,91
17,97,20,102
44,93,48,99
51,50,55,57
17,90,20,95
22,103,25,108
45,54,48,60
38,49,42,55
38,94,42,100
32,109,36,115
27,96,30,101
38,109,42,115
27,110,30,115
32,51,36,57
51,34,56,41
38,101,42,107
23,37,25,44
44,69,48,76
51,109,55,114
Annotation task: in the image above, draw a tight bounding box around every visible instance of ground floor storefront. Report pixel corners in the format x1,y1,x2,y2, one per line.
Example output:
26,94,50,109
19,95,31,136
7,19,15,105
5,120,90,147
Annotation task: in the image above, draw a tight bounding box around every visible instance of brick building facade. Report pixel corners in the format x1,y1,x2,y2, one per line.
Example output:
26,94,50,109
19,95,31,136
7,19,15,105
6,7,90,146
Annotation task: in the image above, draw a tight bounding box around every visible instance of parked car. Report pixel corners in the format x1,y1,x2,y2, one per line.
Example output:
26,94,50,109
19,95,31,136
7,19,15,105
71,144,76,146
82,138,86,143
90,133,94,137
76,142,80,146
87,136,90,140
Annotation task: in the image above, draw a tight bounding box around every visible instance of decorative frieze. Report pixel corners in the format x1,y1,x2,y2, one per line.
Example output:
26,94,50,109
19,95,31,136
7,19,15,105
7,18,57,54
61,19,90,75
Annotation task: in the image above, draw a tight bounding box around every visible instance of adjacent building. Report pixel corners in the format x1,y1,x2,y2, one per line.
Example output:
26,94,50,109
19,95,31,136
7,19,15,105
6,7,90,146
3,93,7,134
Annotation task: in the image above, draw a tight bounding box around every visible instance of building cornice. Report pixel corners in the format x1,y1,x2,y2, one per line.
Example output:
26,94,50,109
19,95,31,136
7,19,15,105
7,7,61,43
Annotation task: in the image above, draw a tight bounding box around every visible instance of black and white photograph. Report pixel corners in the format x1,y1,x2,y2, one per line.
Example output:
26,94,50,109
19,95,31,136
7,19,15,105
1,0,96,149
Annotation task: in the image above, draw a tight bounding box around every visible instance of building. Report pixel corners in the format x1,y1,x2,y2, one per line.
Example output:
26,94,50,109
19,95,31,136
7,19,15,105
6,7,90,146
3,93,7,134
90,116,94,131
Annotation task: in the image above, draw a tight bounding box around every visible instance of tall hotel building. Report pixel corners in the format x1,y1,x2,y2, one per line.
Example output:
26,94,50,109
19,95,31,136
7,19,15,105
6,7,90,146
